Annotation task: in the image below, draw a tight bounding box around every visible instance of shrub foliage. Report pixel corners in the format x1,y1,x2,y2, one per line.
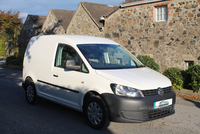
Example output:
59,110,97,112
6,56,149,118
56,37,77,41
187,65,200,92
0,40,6,56
6,53,23,67
0,10,23,55
137,55,159,71
163,67,184,90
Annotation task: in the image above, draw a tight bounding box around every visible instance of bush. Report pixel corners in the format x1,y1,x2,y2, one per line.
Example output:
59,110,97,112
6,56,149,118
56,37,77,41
0,39,6,56
163,67,184,90
6,53,24,67
181,70,191,89
187,65,200,92
137,55,160,71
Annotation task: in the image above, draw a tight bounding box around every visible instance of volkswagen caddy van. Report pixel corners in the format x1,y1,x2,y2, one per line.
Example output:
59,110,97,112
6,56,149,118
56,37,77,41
22,35,176,129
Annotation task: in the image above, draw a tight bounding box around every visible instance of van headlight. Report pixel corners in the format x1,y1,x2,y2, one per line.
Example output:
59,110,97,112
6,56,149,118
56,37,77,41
111,84,143,98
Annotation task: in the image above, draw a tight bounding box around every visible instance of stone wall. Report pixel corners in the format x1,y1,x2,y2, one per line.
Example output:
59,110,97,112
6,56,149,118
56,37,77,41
21,0,200,72
103,0,200,72
67,4,104,37
41,9,65,35
18,15,46,54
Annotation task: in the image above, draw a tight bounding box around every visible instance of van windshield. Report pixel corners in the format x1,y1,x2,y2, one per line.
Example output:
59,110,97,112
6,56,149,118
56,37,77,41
77,44,144,69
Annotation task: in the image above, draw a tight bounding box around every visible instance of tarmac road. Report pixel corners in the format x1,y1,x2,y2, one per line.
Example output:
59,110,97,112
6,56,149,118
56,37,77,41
0,64,200,134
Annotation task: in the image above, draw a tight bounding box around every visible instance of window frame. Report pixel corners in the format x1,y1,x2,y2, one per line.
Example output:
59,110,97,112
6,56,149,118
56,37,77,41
54,43,89,73
155,5,168,22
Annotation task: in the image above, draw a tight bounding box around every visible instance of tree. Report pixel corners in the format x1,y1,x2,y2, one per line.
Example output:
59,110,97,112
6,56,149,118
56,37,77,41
0,10,23,56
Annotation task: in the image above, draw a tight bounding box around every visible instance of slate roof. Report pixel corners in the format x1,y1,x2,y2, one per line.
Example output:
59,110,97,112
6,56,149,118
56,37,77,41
26,15,46,28
120,0,164,7
81,2,119,28
51,9,76,30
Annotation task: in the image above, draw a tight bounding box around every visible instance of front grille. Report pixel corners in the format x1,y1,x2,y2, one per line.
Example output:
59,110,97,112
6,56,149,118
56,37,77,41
141,89,157,96
163,86,172,93
144,105,174,119
141,86,172,96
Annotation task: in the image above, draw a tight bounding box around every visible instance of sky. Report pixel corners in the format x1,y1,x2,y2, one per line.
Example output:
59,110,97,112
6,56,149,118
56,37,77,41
0,0,124,23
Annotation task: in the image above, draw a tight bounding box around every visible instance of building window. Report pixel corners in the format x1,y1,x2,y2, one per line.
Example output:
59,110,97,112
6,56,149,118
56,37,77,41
156,6,168,21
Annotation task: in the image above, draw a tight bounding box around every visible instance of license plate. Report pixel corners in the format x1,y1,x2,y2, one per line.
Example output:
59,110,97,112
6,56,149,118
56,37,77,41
153,98,172,109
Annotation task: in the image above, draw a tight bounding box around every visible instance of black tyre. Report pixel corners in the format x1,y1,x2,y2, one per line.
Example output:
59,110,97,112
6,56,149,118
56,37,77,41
85,96,110,130
25,82,38,105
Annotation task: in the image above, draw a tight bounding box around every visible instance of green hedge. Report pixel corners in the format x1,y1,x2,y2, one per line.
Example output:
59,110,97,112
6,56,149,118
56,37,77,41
163,67,184,90
137,55,160,71
6,53,24,67
187,65,200,92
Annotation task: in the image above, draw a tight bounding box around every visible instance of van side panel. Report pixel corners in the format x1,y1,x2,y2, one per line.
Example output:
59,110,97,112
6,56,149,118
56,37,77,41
23,36,58,96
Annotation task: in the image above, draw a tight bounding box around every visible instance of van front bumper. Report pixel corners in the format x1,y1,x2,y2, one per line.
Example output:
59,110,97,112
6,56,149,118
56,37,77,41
101,91,176,123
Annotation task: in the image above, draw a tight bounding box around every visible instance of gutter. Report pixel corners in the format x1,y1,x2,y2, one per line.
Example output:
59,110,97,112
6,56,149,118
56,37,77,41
104,7,120,18
120,0,164,8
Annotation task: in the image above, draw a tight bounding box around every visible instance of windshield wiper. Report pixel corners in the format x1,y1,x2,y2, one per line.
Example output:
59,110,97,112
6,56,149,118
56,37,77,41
137,65,145,68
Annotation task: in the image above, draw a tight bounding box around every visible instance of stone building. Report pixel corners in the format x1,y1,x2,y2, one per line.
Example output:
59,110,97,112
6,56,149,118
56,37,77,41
18,15,46,54
67,2,118,36
41,9,75,35
102,0,200,72
19,0,200,72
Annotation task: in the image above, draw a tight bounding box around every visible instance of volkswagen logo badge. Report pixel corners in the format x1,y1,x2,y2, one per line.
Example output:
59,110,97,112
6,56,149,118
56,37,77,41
158,88,164,96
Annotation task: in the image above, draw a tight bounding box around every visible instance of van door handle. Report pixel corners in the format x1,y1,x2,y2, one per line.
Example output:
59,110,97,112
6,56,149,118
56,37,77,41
53,74,58,77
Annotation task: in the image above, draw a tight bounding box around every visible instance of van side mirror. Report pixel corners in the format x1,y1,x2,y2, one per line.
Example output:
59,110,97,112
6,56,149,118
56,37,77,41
65,60,81,71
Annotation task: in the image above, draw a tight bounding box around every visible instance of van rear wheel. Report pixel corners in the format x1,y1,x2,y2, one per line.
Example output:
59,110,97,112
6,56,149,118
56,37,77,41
25,82,38,105
85,96,110,130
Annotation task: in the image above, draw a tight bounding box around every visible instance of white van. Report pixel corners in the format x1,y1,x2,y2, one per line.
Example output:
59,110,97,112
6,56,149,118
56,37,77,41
23,35,176,129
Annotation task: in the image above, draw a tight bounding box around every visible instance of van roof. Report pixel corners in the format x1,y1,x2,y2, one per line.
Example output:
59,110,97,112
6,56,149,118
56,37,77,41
32,35,118,46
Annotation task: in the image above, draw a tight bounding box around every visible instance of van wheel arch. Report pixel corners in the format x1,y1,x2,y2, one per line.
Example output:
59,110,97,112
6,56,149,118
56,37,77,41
24,77,33,89
24,77,39,104
82,91,110,116
83,91,100,112
84,95,110,129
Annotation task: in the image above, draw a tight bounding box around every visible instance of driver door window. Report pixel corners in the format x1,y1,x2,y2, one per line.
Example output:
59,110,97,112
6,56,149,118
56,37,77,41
55,44,89,73
55,44,80,68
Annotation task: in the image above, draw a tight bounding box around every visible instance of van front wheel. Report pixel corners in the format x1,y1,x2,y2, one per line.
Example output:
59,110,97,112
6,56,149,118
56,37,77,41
85,96,110,130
